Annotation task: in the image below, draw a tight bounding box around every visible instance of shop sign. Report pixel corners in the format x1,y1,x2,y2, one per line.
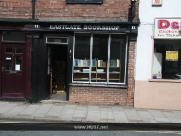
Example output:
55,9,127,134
152,0,162,6
154,18,181,39
34,24,138,33
166,51,178,61
49,25,120,31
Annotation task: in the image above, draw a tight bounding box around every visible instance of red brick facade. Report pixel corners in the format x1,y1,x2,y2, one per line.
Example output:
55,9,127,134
0,0,139,21
69,41,136,106
0,0,138,106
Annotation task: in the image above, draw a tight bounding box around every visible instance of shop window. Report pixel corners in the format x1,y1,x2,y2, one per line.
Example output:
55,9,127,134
153,40,181,80
73,33,127,84
2,32,25,42
66,0,103,4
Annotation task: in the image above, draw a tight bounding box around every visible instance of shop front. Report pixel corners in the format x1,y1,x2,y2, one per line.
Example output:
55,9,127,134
0,20,138,106
31,21,138,106
134,18,181,110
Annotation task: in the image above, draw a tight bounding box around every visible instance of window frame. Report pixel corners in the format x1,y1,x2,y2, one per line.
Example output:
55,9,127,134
72,32,128,85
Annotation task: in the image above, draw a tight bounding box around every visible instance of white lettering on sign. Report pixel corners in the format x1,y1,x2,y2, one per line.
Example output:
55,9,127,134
50,25,81,30
49,25,119,31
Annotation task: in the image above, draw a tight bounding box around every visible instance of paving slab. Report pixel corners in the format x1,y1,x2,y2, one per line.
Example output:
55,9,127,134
86,115,100,122
148,110,167,118
87,111,100,117
31,104,53,117
75,106,87,111
137,111,154,120
111,107,124,112
19,105,41,115
0,102,9,107
88,106,100,111
167,118,181,123
2,105,27,117
173,111,181,118
162,111,179,118
155,118,171,123
61,109,75,115
59,114,73,121
0,104,18,114
46,105,64,116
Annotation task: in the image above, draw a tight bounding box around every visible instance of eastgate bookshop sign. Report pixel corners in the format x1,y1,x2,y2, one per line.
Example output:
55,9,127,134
154,18,181,39
36,24,138,32
50,25,120,31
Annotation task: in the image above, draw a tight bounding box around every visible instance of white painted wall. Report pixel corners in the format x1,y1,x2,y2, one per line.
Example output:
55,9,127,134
135,0,181,80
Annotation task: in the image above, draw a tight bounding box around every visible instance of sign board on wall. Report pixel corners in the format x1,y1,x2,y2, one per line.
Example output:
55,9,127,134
152,0,162,6
154,18,181,39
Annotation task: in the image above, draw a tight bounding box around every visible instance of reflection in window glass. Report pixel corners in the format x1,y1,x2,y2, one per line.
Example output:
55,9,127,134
15,56,23,71
16,47,23,54
5,56,12,70
73,33,91,82
6,46,12,53
109,34,126,83
92,34,108,83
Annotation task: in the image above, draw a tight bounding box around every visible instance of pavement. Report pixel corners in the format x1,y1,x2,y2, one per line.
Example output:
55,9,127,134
0,101,181,123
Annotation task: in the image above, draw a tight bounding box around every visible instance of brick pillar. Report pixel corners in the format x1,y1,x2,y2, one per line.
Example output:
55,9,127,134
127,41,136,106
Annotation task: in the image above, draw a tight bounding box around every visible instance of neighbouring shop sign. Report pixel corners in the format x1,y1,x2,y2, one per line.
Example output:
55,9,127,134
154,18,181,39
152,0,162,6
166,51,178,61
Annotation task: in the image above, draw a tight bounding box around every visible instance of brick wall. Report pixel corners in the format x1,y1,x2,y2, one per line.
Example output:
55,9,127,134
0,0,139,21
69,41,136,106
0,0,32,18
69,87,127,106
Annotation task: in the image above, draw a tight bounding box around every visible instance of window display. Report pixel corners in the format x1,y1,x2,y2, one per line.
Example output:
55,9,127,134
153,40,181,79
73,33,127,84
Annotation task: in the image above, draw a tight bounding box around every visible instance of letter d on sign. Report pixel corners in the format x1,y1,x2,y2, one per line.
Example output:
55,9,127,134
158,20,170,29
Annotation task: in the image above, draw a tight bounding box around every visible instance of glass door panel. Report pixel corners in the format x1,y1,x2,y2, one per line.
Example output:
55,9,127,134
5,56,12,71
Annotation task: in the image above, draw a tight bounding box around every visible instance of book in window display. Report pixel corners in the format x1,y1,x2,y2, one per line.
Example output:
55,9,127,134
91,58,97,67
74,58,78,67
110,59,120,67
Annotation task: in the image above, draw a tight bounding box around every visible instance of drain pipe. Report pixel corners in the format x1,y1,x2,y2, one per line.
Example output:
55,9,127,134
32,0,36,19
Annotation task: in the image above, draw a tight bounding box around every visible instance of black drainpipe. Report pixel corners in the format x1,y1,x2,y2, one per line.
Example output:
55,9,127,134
32,0,36,19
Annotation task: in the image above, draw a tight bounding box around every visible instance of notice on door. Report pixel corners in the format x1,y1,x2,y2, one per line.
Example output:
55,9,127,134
15,65,20,71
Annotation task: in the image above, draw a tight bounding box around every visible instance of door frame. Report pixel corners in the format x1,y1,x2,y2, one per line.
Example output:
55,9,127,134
44,34,72,101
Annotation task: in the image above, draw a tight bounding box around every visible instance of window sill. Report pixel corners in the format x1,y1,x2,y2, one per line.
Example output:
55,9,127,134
69,83,128,89
149,79,181,83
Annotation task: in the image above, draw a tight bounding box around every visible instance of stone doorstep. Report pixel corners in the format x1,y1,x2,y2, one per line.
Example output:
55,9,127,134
40,100,68,104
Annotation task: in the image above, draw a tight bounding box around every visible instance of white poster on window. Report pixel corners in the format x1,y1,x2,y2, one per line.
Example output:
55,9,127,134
15,65,20,71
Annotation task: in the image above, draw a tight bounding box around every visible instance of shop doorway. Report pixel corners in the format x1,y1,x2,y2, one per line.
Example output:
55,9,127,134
1,43,26,98
48,44,67,101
